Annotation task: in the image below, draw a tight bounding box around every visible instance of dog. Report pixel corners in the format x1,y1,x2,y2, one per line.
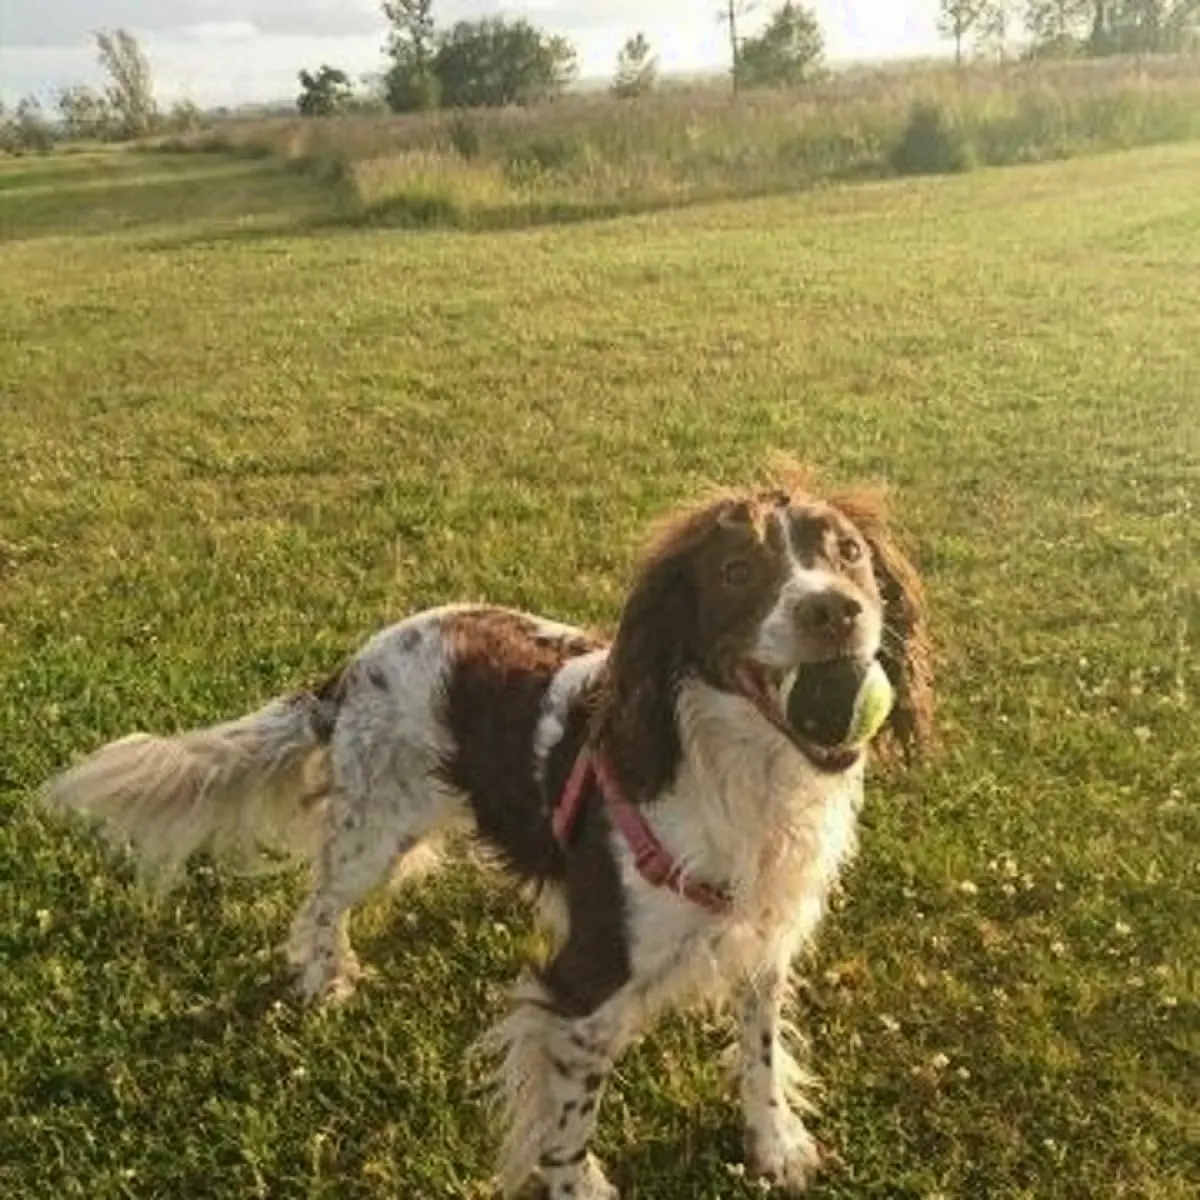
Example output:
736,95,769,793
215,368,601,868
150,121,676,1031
42,471,933,1198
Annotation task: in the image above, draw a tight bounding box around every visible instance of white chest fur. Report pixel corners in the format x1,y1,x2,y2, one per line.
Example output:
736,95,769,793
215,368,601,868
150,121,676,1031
619,680,863,1018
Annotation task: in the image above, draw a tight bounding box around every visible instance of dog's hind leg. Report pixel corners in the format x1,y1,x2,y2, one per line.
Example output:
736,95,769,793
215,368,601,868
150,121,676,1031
287,772,453,1005
286,808,407,1003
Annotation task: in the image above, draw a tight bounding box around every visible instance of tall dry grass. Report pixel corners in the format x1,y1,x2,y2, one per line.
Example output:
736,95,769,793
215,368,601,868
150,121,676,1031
164,55,1200,227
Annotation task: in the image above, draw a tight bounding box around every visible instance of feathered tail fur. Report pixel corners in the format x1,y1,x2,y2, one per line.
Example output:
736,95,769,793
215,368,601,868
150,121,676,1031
42,692,332,891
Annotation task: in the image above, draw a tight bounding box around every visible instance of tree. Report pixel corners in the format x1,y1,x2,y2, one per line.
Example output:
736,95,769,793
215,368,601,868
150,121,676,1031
1087,0,1112,49
1160,0,1200,52
612,32,659,98
297,65,354,116
736,2,825,89
383,0,440,112
431,18,577,109
1022,0,1092,55
975,0,1015,58
3,95,56,153
95,29,158,138
1101,0,1200,53
939,0,989,65
718,0,758,92
57,84,113,141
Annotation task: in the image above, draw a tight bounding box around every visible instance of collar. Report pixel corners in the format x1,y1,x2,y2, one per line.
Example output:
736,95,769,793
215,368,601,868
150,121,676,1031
551,745,733,917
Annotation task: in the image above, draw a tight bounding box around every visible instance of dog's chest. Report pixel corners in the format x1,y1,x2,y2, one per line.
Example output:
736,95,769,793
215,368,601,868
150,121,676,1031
626,764,862,1008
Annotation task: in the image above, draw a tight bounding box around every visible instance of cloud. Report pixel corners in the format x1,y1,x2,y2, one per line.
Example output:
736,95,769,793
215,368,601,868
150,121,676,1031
178,21,260,43
2,2,383,49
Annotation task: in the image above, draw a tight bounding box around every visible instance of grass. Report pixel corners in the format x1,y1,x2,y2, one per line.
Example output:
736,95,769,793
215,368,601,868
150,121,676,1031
0,142,1197,1199
163,54,1200,229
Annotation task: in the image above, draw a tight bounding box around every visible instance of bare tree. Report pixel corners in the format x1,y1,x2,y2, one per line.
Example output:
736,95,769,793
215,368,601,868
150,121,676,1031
939,1,991,65
718,0,758,92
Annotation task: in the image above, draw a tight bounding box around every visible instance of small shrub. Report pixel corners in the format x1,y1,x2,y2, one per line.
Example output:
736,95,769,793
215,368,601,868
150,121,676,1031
890,100,975,176
367,189,461,227
515,135,578,172
165,100,204,136
350,150,517,228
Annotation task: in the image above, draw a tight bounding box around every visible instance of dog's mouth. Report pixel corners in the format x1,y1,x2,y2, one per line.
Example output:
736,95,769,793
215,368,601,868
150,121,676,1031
733,661,862,775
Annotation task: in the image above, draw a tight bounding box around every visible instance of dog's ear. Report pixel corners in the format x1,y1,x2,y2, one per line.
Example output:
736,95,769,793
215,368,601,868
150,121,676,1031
830,487,935,762
593,500,733,799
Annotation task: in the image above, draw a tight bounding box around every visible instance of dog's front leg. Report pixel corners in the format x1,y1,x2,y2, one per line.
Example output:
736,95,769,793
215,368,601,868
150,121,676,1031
739,958,822,1194
538,1011,621,1200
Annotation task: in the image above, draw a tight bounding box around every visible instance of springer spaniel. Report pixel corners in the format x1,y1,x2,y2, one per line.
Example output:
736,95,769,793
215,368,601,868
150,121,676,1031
44,474,933,1199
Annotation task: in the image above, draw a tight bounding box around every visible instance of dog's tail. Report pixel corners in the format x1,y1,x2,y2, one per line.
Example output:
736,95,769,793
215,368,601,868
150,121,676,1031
41,692,333,892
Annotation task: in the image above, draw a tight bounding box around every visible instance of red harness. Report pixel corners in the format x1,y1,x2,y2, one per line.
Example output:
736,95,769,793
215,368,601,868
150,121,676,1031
551,744,733,916
548,666,861,916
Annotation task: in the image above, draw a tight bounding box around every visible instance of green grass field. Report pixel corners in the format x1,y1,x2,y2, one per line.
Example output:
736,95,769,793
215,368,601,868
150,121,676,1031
1,143,1196,1199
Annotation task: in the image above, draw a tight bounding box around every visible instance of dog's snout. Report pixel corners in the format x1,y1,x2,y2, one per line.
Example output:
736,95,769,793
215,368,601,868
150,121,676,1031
796,590,863,637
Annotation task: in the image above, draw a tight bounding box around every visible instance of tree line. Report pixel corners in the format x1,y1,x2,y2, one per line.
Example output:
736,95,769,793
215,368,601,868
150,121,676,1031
1,30,199,154
2,1,1196,153
296,1,1197,116
298,2,829,116
940,0,1199,66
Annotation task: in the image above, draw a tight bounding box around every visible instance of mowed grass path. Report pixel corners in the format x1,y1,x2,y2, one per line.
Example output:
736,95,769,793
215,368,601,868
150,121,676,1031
1,146,1196,1199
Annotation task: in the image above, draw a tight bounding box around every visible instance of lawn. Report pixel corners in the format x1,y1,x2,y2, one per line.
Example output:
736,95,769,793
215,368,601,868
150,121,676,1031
0,144,1196,1199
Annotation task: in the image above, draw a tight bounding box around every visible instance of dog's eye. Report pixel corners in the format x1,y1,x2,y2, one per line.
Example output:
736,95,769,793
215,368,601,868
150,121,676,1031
721,558,752,587
838,538,863,564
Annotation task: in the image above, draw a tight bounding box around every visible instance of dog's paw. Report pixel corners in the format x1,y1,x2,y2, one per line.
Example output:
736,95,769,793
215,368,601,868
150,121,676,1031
293,960,361,1007
541,1154,619,1200
744,1116,823,1195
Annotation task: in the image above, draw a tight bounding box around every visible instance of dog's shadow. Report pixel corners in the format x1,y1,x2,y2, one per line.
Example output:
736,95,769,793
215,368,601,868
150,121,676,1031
609,1112,745,1198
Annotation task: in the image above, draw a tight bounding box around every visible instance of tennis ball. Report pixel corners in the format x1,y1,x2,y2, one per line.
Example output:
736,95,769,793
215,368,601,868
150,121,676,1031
844,659,895,745
782,658,894,748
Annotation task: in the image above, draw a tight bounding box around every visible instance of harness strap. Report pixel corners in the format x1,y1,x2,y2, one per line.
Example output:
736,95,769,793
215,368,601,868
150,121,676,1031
551,746,732,917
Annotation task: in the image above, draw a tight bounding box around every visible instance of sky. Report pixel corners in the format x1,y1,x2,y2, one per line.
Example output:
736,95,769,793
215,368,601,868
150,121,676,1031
0,2,947,110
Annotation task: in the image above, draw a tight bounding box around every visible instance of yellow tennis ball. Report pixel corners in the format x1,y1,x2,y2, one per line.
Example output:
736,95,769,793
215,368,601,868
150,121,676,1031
846,659,895,746
782,658,895,748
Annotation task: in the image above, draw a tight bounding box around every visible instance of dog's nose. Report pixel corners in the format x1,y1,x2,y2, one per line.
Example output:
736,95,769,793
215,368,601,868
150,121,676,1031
796,591,863,638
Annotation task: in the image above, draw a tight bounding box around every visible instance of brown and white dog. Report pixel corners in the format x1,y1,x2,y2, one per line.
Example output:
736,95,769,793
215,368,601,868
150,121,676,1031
43,472,933,1199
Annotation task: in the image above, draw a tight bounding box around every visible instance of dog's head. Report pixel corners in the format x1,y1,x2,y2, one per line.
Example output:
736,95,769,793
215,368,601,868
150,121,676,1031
595,471,934,792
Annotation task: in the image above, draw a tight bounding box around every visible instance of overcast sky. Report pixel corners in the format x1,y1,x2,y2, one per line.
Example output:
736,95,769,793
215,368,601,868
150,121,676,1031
0,2,946,109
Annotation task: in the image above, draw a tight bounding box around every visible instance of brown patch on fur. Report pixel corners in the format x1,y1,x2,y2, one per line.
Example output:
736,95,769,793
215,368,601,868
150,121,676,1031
437,608,631,1017
306,660,352,740
539,697,632,1018
591,493,790,801
312,661,349,707
826,485,936,761
439,609,599,880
